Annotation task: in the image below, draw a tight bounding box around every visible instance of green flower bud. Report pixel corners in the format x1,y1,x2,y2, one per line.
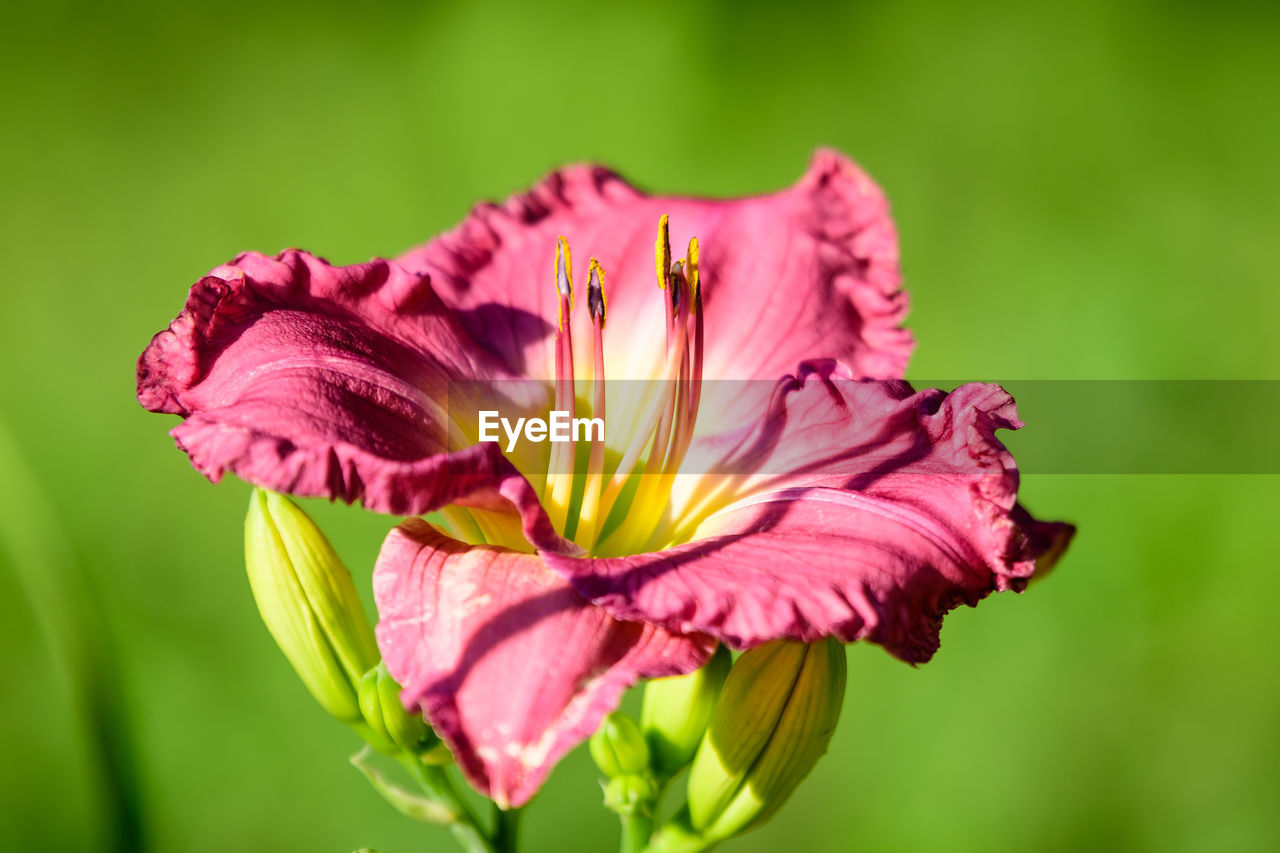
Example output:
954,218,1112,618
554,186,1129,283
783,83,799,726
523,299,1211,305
589,711,651,779
602,774,660,817
244,488,379,722
358,662,438,755
686,638,846,843
641,644,732,777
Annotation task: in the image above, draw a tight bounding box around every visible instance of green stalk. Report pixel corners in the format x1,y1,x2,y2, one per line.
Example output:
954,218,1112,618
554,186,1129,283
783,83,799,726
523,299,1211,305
620,814,654,853
492,803,522,853
397,755,495,853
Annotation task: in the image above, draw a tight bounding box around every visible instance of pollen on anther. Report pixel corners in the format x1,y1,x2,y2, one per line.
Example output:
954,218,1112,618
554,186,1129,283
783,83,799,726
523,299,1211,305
555,236,573,301
686,236,700,308
654,215,671,290
587,259,607,326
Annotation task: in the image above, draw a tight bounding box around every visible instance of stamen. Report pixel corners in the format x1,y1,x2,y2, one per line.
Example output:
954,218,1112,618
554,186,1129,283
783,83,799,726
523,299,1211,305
592,251,688,546
587,258,607,327
592,218,695,552
552,236,575,413
650,258,691,475
669,259,684,315
686,235,704,425
668,238,703,471
664,376,793,549
593,329,685,542
556,236,573,316
655,215,672,292
656,214,675,349
579,259,609,548
545,236,576,534
686,236,700,307
633,240,705,553
527,219,709,553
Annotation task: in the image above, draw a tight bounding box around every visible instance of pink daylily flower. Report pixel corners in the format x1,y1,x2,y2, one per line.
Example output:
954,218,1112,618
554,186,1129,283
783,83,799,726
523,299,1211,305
137,150,1072,808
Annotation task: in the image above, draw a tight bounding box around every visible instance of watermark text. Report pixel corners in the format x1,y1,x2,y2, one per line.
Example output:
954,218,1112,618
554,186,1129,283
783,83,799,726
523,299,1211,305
478,410,604,452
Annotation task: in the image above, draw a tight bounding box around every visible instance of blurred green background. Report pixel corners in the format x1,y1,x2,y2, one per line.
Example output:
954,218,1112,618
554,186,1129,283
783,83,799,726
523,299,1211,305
2,0,1278,850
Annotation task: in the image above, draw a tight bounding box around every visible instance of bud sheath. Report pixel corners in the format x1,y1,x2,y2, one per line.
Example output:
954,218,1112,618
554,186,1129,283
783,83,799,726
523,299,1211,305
359,662,438,755
641,644,731,778
686,639,847,842
590,711,651,779
244,489,379,721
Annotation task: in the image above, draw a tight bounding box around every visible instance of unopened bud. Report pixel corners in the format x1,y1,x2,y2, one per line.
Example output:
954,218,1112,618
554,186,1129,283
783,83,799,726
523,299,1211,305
686,639,846,843
641,644,731,778
603,774,660,817
589,711,651,779
358,663,437,755
243,489,379,722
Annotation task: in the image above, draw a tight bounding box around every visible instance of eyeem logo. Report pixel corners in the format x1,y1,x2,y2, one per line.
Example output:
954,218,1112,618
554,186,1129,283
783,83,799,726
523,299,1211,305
478,411,605,453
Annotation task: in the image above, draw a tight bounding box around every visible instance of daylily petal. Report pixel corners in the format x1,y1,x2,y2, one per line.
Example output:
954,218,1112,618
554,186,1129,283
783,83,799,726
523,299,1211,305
137,249,556,516
397,149,911,383
374,519,713,807
542,372,1073,662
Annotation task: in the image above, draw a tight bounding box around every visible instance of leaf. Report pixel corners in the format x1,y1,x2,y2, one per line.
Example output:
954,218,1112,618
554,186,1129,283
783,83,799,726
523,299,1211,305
349,746,459,826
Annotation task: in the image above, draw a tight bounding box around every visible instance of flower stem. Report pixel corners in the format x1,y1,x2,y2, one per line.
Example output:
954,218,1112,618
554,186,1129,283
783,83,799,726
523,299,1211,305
620,814,654,853
492,803,522,853
396,755,494,853
643,809,709,853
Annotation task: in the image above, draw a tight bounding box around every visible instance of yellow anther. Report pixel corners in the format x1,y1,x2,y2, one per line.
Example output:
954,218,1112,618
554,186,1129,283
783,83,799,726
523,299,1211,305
555,235,573,329
686,236,700,309
655,215,671,290
587,258,607,327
